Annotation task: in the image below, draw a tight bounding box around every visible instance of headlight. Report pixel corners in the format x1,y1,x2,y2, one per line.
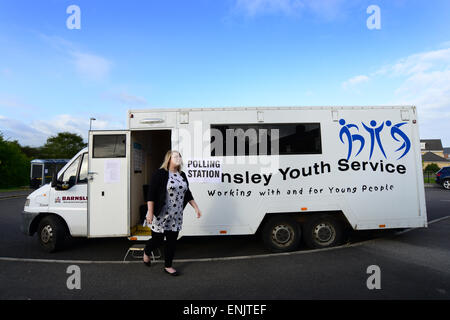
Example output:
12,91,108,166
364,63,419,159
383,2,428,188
24,199,30,207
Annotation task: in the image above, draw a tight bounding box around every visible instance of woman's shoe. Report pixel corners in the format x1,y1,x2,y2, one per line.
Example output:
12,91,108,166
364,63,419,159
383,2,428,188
164,268,179,276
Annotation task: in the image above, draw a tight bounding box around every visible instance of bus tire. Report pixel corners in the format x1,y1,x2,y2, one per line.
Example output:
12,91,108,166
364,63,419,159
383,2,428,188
37,215,67,253
261,215,301,253
302,214,345,249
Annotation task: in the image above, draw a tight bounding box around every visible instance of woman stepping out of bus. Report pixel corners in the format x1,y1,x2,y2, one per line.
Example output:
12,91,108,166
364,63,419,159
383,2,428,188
143,150,202,276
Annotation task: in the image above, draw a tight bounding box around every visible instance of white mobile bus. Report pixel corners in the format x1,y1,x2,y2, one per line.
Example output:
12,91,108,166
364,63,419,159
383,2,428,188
22,106,427,253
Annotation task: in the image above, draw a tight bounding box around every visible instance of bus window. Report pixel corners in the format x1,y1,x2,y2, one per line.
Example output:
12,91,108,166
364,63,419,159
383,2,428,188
78,154,88,184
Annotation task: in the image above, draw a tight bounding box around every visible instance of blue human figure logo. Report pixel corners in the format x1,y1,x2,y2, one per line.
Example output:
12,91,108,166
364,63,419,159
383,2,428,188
338,119,365,160
362,120,387,160
386,121,411,160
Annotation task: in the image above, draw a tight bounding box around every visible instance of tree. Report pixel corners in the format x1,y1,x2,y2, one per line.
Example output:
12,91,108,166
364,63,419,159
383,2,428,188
40,132,87,159
0,133,30,188
20,145,42,159
424,163,440,173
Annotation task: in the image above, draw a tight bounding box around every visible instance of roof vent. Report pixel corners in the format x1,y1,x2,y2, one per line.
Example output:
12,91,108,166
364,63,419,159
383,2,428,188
140,118,164,124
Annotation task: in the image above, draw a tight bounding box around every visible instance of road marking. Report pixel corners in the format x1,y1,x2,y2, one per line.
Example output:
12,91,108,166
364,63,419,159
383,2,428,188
0,241,370,265
394,215,450,235
0,195,28,201
0,239,391,265
428,215,450,223
0,216,448,265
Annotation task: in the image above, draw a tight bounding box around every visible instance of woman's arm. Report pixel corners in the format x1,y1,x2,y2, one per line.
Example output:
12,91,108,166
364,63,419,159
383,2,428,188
180,171,200,218
146,201,154,224
189,199,201,218
146,169,163,224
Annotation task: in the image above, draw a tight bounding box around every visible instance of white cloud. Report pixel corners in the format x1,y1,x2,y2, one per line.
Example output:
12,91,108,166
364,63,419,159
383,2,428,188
343,45,450,145
388,48,450,77
0,114,125,147
341,75,370,90
0,117,46,146
102,91,148,106
39,34,112,82
394,70,450,110
232,0,347,19
305,0,347,20
438,40,450,49
0,96,37,110
118,92,147,105
374,48,450,120
31,114,124,141
343,47,450,112
1,68,12,77
71,51,112,81
234,0,304,17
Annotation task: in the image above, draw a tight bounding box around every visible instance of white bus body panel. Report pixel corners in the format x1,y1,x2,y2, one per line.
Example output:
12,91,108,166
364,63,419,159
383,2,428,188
130,106,427,237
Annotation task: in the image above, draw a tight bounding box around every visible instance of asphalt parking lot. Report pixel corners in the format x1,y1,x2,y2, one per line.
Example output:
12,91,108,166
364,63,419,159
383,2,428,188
0,186,449,300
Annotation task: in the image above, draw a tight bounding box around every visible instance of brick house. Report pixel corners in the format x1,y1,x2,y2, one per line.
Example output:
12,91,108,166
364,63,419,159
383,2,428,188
444,147,450,159
420,139,450,169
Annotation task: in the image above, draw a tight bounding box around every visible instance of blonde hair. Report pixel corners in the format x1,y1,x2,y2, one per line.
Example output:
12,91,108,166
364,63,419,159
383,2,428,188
160,150,183,172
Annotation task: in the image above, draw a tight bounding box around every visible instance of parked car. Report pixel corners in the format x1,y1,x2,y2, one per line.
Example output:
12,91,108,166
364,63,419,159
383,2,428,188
436,166,450,190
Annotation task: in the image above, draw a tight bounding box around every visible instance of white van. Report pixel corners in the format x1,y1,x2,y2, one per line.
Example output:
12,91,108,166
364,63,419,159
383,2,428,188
22,106,428,253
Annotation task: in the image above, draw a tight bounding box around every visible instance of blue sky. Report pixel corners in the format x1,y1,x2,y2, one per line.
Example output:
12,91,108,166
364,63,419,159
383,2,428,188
0,0,449,147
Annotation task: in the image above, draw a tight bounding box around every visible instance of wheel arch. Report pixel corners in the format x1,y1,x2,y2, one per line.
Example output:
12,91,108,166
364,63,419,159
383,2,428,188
256,210,353,235
30,212,71,237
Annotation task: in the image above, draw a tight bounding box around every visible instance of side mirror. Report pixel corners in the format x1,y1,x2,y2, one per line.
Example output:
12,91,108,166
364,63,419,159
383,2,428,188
68,176,77,188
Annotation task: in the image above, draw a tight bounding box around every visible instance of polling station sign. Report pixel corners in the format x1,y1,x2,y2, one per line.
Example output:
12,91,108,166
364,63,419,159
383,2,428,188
186,159,222,183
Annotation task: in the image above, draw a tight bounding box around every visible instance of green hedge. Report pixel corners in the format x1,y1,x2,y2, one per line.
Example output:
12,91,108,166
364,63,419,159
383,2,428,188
0,135,30,189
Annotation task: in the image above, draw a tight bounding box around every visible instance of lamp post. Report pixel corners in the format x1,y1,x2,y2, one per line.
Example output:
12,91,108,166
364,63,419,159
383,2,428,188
89,117,96,131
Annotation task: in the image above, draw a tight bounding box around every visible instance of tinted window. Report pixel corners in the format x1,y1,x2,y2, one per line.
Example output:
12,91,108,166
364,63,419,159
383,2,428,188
44,164,56,184
211,123,322,156
31,164,43,178
93,134,126,158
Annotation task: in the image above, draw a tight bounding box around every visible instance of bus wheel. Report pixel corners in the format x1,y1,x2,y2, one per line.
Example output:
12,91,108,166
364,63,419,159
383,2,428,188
303,215,345,249
262,216,301,253
37,216,66,253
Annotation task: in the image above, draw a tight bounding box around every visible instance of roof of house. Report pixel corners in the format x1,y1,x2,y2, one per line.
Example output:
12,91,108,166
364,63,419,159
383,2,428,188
444,147,450,154
422,152,450,162
420,139,443,151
